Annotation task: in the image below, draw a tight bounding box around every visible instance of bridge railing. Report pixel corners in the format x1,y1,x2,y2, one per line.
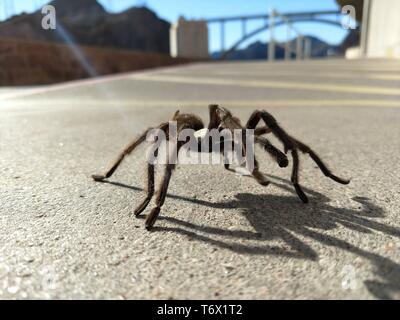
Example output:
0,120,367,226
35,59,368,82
272,9,314,61
204,10,343,61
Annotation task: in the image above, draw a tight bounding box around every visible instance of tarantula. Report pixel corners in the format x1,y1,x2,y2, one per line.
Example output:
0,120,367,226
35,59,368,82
92,105,350,230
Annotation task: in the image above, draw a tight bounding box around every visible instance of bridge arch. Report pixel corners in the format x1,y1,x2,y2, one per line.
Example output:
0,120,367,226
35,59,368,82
221,17,344,59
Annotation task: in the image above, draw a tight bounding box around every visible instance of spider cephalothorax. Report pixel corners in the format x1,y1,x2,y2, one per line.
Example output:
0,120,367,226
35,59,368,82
92,105,350,230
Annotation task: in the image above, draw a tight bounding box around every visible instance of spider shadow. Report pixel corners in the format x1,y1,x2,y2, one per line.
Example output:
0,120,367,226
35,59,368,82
103,176,400,299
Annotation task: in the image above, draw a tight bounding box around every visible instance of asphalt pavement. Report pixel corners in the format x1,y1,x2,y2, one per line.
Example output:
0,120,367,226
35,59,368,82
0,58,400,299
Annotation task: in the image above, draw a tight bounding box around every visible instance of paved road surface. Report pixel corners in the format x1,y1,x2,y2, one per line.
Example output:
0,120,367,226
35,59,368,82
1,59,400,299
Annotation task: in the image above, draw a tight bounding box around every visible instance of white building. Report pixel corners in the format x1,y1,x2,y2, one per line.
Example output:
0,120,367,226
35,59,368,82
362,0,400,58
170,17,209,59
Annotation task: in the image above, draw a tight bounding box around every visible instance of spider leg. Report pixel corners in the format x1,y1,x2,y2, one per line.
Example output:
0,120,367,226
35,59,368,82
291,137,350,185
210,106,270,186
208,104,222,129
255,136,289,168
247,110,349,202
291,149,309,203
206,106,231,170
218,138,268,186
247,113,288,168
145,163,175,230
247,110,309,202
251,158,270,186
92,123,168,182
238,129,270,186
254,126,272,136
145,129,187,230
133,148,158,216
220,142,231,170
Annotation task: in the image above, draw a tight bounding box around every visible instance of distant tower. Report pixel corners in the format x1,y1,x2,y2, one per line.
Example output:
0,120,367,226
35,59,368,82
170,17,209,59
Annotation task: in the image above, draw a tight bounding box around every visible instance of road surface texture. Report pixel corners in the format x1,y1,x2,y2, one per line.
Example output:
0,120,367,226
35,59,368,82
1,59,400,299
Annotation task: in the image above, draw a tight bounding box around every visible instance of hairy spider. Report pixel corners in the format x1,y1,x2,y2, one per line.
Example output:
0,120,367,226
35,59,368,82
92,105,350,230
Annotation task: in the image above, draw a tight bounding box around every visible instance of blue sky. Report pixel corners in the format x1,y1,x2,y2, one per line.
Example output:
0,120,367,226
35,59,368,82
1,0,348,52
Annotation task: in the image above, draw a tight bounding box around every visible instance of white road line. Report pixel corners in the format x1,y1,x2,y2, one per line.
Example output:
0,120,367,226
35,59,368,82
2,99,400,109
171,70,400,81
132,74,400,96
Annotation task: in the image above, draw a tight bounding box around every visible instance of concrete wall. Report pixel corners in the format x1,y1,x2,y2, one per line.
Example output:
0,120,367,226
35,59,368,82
0,38,190,86
170,17,209,59
366,0,400,58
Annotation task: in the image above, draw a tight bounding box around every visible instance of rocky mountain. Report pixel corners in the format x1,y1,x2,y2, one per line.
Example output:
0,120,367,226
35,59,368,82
336,0,363,22
338,29,360,54
212,36,340,60
0,0,170,54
